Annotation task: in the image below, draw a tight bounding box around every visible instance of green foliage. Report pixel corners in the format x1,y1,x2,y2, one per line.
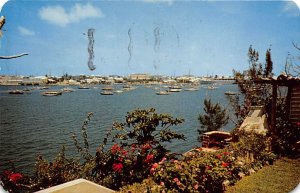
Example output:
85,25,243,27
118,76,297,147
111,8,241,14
248,45,261,80
92,108,186,190
264,48,273,78
120,132,277,193
198,98,229,138
270,98,300,157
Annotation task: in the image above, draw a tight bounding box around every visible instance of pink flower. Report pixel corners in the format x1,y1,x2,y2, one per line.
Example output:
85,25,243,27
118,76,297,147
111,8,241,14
150,168,155,174
112,163,123,173
194,184,199,190
173,178,179,182
160,182,165,186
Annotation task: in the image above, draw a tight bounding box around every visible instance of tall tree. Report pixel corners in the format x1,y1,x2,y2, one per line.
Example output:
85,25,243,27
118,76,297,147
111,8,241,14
248,45,260,80
264,48,273,78
198,99,229,140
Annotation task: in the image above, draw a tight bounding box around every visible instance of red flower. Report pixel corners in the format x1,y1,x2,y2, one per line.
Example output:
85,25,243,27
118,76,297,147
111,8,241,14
145,154,154,163
216,154,222,159
112,163,123,173
297,122,300,127
142,143,151,151
9,173,23,183
222,162,229,167
206,166,211,170
121,149,128,156
223,152,230,155
111,144,121,154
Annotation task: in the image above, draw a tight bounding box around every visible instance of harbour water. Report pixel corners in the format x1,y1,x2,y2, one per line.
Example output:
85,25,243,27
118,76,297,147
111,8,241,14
0,83,239,174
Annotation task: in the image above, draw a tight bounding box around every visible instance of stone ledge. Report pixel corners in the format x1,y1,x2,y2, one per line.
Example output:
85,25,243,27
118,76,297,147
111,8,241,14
35,179,115,193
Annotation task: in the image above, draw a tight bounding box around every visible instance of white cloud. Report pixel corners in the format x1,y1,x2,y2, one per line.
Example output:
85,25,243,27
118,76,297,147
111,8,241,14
18,26,35,36
282,1,299,17
39,3,104,27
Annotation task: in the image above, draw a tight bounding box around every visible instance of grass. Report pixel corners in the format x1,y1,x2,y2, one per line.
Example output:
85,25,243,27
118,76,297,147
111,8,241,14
226,157,300,193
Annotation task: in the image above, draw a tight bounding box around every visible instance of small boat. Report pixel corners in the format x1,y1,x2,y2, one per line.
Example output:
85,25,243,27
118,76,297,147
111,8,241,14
169,88,182,92
156,91,170,95
207,86,217,90
114,90,123,93
62,87,75,92
78,86,89,89
224,91,238,95
102,86,114,91
9,90,24,94
40,86,49,90
41,91,62,96
184,87,199,91
100,91,114,95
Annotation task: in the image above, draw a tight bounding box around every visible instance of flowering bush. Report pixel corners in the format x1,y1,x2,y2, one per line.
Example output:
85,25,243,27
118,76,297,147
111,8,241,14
91,108,185,190
120,132,277,193
149,150,242,193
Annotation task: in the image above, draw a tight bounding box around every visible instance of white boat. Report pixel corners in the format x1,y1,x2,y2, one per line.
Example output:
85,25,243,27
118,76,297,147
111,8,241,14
100,91,114,95
224,91,238,95
78,86,89,89
114,90,124,93
62,87,75,92
207,86,217,90
102,86,114,91
184,87,199,91
156,91,170,95
9,90,24,94
42,91,62,96
169,88,182,92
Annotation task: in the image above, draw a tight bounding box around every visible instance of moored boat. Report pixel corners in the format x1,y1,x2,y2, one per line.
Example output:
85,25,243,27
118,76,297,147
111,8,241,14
169,88,182,92
9,90,24,94
224,91,238,95
156,91,170,95
102,86,114,91
78,86,89,89
41,91,62,96
100,91,114,95
62,87,75,93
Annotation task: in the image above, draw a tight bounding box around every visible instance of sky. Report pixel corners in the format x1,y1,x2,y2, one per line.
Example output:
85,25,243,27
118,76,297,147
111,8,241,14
0,0,299,76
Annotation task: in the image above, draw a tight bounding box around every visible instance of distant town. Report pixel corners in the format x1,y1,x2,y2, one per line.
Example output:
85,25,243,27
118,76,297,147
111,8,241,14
0,73,235,86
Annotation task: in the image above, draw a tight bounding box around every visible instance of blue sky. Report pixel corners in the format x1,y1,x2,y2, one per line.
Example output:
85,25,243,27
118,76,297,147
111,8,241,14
0,0,299,76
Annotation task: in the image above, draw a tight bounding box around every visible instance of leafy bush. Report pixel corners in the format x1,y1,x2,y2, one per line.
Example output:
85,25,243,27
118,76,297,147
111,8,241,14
91,108,185,189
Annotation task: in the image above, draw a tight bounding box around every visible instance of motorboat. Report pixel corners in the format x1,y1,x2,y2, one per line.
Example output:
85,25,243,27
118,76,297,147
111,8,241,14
224,91,238,95
9,90,24,94
156,91,170,95
41,91,62,96
62,87,75,92
100,91,114,95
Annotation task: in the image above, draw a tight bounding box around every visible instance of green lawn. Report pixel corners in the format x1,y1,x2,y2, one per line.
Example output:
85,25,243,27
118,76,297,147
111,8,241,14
226,157,300,193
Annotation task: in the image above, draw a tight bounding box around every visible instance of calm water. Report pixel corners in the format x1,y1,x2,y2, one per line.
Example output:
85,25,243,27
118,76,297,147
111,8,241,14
0,83,239,174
